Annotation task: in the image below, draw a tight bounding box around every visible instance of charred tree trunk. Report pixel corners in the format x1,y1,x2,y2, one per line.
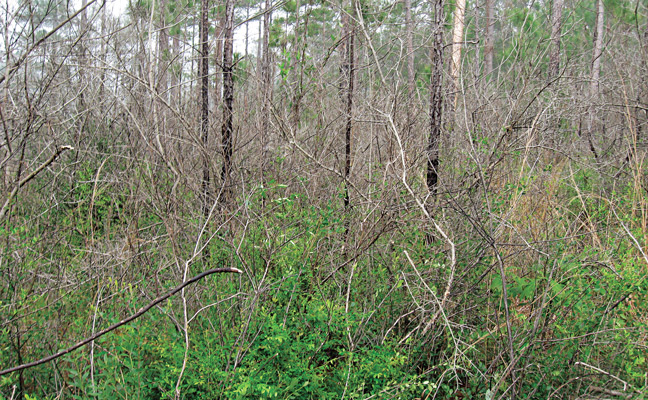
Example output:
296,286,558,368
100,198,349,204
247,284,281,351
220,0,234,204
342,7,355,211
427,0,444,196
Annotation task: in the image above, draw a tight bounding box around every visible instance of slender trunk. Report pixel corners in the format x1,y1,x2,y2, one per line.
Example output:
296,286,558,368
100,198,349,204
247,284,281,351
99,2,107,96
484,0,494,77
548,0,564,79
220,0,234,204
340,2,355,211
290,0,302,131
590,0,604,98
257,12,262,84
76,0,88,149
450,0,465,109
427,0,443,195
245,2,249,57
158,0,169,100
587,0,604,159
261,0,272,181
636,16,648,144
343,25,355,210
200,0,211,214
213,17,223,119
172,33,180,106
405,0,415,135
340,11,349,98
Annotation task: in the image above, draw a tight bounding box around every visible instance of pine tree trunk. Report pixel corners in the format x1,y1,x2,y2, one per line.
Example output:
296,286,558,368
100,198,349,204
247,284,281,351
220,0,234,204
200,0,210,214
427,0,443,195
341,3,355,210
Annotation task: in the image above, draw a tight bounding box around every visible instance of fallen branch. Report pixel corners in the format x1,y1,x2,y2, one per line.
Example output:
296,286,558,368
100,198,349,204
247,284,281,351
0,267,242,377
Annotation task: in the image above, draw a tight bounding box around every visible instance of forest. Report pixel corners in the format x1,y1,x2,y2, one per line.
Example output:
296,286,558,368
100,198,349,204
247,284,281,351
0,0,647,398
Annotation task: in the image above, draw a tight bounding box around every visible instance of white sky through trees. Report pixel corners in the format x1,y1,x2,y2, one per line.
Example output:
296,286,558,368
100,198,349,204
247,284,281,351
4,0,256,55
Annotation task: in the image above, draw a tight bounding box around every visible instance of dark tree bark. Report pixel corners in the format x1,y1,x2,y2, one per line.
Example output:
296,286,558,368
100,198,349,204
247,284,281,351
342,5,355,210
220,0,234,204
200,0,210,215
427,0,443,195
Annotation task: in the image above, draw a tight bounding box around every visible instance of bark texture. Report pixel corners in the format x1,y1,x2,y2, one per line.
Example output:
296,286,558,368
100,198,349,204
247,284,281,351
548,0,564,79
427,0,444,195
221,0,234,203
200,0,210,213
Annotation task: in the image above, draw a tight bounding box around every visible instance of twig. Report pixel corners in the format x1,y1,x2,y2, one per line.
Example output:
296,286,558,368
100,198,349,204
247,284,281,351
0,0,98,86
574,361,630,391
0,267,242,377
589,385,634,399
0,145,73,221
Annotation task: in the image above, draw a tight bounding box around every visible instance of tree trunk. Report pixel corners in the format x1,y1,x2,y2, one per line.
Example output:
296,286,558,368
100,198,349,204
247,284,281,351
427,0,443,195
484,0,494,77
99,2,107,97
405,0,415,135
172,32,180,106
342,4,355,210
450,0,465,110
590,0,604,98
548,0,564,79
635,15,648,144
158,0,169,100
200,0,210,214
213,16,223,122
220,0,234,204
290,0,302,132
587,0,604,159
261,0,272,182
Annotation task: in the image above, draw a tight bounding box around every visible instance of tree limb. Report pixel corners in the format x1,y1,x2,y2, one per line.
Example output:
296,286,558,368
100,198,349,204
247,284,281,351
0,267,242,377
0,0,99,86
0,145,73,221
